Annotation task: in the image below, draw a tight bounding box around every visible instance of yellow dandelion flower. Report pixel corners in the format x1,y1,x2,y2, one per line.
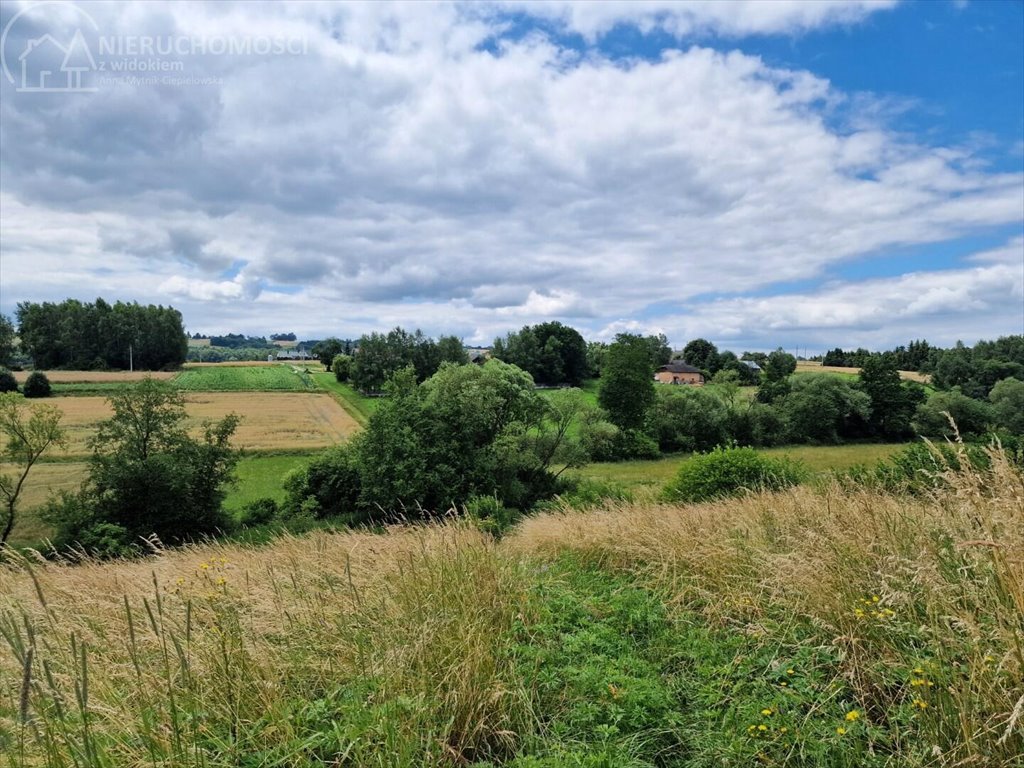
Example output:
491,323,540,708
912,698,928,710
758,724,768,732
836,727,847,735
761,708,773,716
787,669,795,675
871,595,880,603
845,710,860,722
780,727,788,734
780,682,788,687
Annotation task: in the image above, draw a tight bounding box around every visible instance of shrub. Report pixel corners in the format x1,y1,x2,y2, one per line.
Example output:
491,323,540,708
610,428,660,461
663,446,804,503
646,387,730,453
281,444,363,523
913,389,992,437
0,368,17,393
332,353,352,382
238,497,279,527
465,494,520,537
22,371,51,398
536,476,635,512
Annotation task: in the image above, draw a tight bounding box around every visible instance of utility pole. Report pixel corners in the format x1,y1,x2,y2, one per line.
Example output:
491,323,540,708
129,343,133,372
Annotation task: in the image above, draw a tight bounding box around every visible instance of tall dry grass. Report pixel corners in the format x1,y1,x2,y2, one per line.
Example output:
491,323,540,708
1,444,1021,766
1,524,530,766
510,442,1024,764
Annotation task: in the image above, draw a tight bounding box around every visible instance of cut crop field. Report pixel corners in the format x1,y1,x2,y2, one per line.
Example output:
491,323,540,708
36,392,358,456
795,360,931,384
13,370,176,383
173,365,312,391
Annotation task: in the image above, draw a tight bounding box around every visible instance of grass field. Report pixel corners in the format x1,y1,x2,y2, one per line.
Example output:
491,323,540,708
572,442,907,491
3,454,315,546
1,448,1018,767
173,365,313,391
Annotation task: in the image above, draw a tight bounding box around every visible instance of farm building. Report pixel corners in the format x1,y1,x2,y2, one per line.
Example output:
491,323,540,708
465,346,491,364
276,348,312,361
654,362,705,386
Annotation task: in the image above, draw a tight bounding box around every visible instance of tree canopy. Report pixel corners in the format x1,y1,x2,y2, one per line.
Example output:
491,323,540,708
491,322,588,386
17,298,187,370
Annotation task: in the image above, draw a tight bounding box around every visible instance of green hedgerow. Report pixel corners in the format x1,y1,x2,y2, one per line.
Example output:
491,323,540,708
662,445,805,503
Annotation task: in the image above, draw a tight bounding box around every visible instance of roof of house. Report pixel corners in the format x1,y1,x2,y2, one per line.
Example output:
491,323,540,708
658,362,704,375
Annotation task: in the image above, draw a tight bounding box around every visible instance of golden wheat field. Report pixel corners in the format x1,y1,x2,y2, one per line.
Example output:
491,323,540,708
34,393,359,456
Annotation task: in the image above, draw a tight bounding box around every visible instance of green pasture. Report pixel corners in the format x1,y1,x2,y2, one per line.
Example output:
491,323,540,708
573,442,907,491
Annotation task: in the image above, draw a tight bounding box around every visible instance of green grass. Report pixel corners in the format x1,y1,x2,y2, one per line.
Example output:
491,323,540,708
573,442,907,492
311,372,379,425
173,365,313,391
223,453,313,513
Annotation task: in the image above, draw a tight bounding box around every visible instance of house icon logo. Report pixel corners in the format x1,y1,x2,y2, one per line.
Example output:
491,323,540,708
2,2,100,93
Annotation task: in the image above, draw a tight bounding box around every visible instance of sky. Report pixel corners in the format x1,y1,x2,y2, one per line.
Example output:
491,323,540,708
0,0,1022,353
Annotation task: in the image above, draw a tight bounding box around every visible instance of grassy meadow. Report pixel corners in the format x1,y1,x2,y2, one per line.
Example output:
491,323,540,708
1,444,1020,767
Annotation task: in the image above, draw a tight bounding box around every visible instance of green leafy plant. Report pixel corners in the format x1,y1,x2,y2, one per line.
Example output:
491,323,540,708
662,445,804,503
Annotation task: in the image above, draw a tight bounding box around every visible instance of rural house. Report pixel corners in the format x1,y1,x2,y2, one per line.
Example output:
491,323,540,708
654,362,705,386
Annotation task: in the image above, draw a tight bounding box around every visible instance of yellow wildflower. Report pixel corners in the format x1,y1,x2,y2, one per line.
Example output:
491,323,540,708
758,724,767,732
845,710,860,722
836,727,847,735
761,708,773,716
912,698,928,710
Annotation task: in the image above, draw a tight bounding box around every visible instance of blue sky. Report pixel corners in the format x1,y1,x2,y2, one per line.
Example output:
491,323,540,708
1,0,1021,353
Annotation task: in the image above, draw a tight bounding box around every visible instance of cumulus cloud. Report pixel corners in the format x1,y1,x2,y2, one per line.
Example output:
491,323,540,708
0,0,1021,350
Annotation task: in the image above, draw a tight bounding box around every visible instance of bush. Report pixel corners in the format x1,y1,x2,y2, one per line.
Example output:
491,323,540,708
281,444,363,523
465,494,520,537
22,371,51,398
0,368,17,393
646,387,730,453
913,389,992,437
238,497,279,527
536,476,635,512
663,446,804,503
332,353,352,383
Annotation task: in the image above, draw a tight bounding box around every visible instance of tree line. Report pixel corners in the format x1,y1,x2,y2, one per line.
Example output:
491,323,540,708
14,299,188,370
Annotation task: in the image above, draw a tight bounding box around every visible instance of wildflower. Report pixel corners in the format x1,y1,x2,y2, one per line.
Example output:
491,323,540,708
200,563,209,570
758,724,768,732
780,682,788,687
871,595,880,603
854,608,866,618
913,667,925,675
780,727,788,734
761,708,773,716
787,669,795,676
912,698,928,710
836,727,847,735
748,725,757,732
845,710,860,722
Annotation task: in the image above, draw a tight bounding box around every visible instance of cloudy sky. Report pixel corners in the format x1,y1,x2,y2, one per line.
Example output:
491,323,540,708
0,0,1021,352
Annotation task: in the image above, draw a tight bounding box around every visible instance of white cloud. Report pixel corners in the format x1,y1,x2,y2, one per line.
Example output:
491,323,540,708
0,0,1020,351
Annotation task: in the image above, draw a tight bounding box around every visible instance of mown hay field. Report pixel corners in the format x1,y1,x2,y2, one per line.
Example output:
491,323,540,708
795,360,931,384
35,392,359,456
12,370,176,384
